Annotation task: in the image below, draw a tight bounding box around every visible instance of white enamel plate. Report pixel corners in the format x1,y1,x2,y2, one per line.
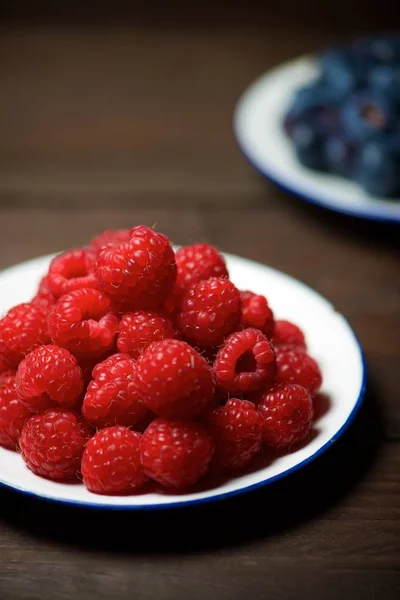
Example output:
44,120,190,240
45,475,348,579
234,55,400,223
0,253,366,509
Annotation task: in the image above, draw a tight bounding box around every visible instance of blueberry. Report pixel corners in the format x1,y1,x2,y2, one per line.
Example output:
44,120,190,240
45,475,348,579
355,138,400,197
284,82,341,137
341,93,392,141
368,66,400,106
324,135,356,177
291,120,327,170
369,35,400,63
319,48,370,92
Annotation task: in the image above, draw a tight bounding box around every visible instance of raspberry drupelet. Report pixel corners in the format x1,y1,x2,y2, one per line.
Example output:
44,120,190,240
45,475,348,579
117,310,178,359
82,353,148,428
175,243,229,293
140,418,215,488
275,346,322,395
256,383,313,449
208,398,263,472
135,339,215,418
86,229,131,272
0,372,35,449
20,408,91,480
0,303,50,368
16,345,84,409
31,275,56,310
272,320,307,349
48,248,99,298
240,291,275,338
213,328,276,394
178,277,241,347
95,225,177,311
48,288,119,358
82,426,145,495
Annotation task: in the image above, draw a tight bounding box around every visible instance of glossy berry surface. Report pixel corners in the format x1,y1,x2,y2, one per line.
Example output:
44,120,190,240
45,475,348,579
214,328,276,394
178,277,241,347
20,409,91,480
136,339,215,418
208,399,263,472
81,426,145,494
140,418,214,488
256,383,313,449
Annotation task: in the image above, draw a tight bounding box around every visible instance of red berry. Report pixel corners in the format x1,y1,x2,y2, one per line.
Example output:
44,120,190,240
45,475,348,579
0,303,50,368
48,248,99,299
0,357,11,377
31,275,56,310
82,426,145,495
82,353,148,428
240,291,275,338
0,372,35,449
140,418,214,488
48,288,119,358
136,339,215,418
256,383,313,448
275,346,322,395
178,277,241,347
20,409,91,480
208,398,263,471
213,328,276,394
86,229,131,272
16,345,84,408
95,225,176,311
117,310,177,359
175,243,228,292
272,320,306,349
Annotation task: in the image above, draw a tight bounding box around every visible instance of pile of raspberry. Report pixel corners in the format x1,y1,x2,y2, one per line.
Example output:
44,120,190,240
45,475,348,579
0,226,323,495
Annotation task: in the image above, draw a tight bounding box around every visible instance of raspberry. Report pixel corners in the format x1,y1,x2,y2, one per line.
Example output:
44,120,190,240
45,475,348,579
19,409,91,480
178,278,241,347
0,357,11,376
117,310,177,359
256,383,313,448
0,372,35,449
272,320,306,349
208,398,263,471
31,275,56,310
16,345,84,408
0,303,50,367
140,418,214,488
81,426,145,494
86,229,131,272
240,291,275,338
48,288,119,358
48,248,99,298
82,353,148,428
275,346,322,395
95,225,176,311
175,243,229,292
136,339,215,418
213,328,276,394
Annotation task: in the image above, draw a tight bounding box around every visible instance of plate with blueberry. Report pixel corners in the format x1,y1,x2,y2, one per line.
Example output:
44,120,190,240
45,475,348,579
0,227,365,509
234,35,400,223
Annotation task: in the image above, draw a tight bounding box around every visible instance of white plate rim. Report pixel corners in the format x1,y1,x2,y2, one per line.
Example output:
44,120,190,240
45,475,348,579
233,55,400,224
0,253,367,510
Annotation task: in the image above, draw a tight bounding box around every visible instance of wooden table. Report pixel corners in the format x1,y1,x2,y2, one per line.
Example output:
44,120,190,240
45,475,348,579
0,18,399,600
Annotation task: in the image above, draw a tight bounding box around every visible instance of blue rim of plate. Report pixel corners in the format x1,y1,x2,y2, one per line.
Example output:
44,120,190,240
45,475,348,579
233,66,400,225
0,259,367,510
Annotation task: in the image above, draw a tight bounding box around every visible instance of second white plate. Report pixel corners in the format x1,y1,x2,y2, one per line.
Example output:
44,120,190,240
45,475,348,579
234,55,400,223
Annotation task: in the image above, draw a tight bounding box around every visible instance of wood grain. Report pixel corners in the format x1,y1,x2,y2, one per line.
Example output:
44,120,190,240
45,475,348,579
0,21,399,600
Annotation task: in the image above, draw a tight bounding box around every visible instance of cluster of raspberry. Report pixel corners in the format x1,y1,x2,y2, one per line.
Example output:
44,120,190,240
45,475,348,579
0,226,322,495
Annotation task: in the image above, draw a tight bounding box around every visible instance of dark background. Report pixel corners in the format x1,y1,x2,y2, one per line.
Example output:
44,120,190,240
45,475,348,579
0,4,399,600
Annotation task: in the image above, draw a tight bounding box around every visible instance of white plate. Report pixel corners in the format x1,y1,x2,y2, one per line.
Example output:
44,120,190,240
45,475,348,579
234,55,400,223
0,253,366,509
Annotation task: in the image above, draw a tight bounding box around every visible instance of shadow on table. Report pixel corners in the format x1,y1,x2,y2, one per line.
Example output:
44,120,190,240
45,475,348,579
270,184,400,251
0,373,384,555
